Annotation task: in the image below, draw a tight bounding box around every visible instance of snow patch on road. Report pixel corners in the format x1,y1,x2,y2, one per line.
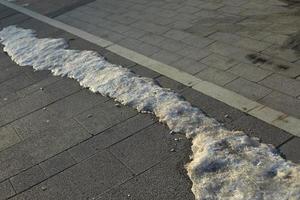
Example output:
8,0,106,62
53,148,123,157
1,26,299,200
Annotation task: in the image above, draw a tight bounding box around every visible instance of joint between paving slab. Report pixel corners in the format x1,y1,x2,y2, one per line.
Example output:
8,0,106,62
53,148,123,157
0,0,300,138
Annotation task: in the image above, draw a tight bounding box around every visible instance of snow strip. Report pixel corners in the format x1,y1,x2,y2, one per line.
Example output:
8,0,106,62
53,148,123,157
0,26,299,200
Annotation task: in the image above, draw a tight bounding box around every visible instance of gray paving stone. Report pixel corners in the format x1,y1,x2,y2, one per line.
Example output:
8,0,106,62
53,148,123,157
185,23,217,37
195,67,238,86
237,29,272,41
172,57,208,74
19,19,61,38
139,33,165,46
259,74,300,97
47,90,108,119
66,36,108,55
0,90,55,126
110,123,186,174
181,88,245,124
150,50,182,64
39,151,76,177
168,20,194,30
131,21,169,34
96,155,194,200
181,34,214,48
176,5,199,14
259,59,300,79
122,28,147,39
0,77,81,126
279,137,300,163
263,44,299,62
0,180,15,200
163,29,192,41
219,5,244,14
159,38,189,53
0,13,30,28
10,109,65,140
11,150,133,200
208,41,254,64
209,32,271,51
75,100,137,135
262,33,290,46
129,64,161,79
0,145,35,182
104,51,137,68
209,31,241,44
10,165,47,193
25,70,52,83
69,114,155,162
237,37,272,52
0,125,21,151
43,78,82,100
17,119,90,163
129,42,160,57
226,115,292,147
0,64,24,84
155,76,187,93
108,14,137,25
0,84,18,108
225,78,272,101
16,76,62,97
92,28,126,43
228,63,273,82
200,53,239,70
177,46,211,60
200,2,224,10
181,88,294,147
0,8,17,19
1,73,41,93
259,91,300,118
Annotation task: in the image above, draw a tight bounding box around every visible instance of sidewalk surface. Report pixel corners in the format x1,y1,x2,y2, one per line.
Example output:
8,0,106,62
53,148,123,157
54,0,300,119
0,1,299,200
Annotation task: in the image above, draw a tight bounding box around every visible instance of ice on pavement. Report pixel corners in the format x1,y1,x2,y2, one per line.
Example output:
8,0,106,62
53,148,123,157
0,26,299,200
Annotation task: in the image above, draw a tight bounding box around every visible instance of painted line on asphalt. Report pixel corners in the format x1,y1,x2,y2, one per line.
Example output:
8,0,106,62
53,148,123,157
1,0,300,137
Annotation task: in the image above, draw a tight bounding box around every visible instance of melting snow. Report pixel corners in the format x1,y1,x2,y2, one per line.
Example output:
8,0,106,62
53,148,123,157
0,26,299,200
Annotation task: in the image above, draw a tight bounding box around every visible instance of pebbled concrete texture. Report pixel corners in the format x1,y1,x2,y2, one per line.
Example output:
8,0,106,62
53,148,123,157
0,6,298,200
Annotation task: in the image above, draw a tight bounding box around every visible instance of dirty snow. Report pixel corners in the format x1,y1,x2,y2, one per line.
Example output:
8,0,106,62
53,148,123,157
0,26,299,200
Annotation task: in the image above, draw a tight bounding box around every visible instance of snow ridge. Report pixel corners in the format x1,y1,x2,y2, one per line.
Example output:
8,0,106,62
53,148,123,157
0,26,299,200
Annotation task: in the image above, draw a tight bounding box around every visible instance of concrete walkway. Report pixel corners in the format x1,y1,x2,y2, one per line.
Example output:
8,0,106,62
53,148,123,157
51,0,300,120
0,2,299,200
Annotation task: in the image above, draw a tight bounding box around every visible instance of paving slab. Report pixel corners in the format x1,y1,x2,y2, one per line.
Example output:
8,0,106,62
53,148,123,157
39,151,77,177
68,114,155,162
110,123,189,174
0,180,15,200
10,165,47,193
200,53,239,70
11,150,133,200
195,67,238,86
259,91,300,119
0,125,21,151
47,89,108,119
96,155,194,200
75,100,137,135
225,77,272,101
280,137,300,163
260,74,300,97
129,64,161,79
